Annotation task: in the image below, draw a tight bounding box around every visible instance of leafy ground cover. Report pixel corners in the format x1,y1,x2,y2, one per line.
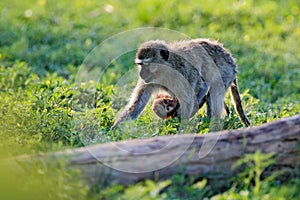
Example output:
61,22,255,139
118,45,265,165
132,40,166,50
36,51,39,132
0,0,299,199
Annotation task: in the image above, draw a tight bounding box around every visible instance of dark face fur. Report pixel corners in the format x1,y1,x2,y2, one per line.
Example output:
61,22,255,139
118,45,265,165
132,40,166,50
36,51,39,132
134,41,171,83
135,41,169,65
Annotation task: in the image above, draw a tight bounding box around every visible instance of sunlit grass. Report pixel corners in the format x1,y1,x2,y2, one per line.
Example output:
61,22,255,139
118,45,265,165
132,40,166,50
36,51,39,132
0,0,299,199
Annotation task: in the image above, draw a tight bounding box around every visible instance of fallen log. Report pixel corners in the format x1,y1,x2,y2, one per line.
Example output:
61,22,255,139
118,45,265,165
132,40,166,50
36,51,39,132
22,115,300,186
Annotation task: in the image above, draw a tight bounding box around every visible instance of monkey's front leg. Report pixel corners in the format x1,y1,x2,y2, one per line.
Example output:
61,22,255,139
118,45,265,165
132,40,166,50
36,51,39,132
111,80,154,130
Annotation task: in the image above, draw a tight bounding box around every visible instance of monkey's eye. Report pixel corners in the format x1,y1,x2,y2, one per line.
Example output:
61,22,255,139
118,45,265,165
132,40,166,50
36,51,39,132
163,99,169,104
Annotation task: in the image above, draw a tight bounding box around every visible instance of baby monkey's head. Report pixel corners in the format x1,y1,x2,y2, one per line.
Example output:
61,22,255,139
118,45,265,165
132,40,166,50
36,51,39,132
152,94,179,119
135,40,169,65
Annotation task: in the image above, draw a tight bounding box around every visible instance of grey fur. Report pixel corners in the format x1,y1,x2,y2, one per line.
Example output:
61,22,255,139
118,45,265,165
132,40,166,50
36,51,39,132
111,39,250,130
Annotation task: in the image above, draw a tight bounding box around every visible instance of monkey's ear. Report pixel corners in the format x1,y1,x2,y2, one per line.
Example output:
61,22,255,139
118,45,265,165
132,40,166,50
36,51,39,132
160,49,169,61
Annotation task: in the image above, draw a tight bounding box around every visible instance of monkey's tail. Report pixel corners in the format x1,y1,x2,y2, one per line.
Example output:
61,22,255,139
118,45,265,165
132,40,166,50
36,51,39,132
230,79,251,127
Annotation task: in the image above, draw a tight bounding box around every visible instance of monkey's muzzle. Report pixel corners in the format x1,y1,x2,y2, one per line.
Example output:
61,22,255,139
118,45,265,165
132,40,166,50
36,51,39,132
134,58,151,65
134,58,143,65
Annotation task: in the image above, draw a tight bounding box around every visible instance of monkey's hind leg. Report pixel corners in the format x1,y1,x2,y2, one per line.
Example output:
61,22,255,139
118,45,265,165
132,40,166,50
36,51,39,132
205,95,229,117
230,79,250,127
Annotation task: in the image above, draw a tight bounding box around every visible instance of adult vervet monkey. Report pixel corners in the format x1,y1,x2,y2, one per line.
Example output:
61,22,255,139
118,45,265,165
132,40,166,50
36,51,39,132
111,39,250,129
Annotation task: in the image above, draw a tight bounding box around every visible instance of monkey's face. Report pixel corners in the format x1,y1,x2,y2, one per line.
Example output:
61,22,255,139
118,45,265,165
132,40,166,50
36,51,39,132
135,48,169,65
135,41,170,66
135,46,169,82
135,42,170,83
152,95,178,119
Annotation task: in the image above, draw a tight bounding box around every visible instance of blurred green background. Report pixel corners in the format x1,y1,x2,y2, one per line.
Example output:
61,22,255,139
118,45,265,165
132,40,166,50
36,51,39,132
0,0,299,199
1,0,299,101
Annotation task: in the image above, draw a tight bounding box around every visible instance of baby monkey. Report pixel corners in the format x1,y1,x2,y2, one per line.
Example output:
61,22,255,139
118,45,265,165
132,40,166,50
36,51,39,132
152,94,180,119
152,93,231,119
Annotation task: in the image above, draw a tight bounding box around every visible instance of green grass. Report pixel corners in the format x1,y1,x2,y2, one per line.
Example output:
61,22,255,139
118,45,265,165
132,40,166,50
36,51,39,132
0,0,299,199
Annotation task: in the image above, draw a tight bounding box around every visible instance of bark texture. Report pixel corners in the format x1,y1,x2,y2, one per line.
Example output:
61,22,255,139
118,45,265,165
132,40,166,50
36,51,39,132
22,115,300,186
